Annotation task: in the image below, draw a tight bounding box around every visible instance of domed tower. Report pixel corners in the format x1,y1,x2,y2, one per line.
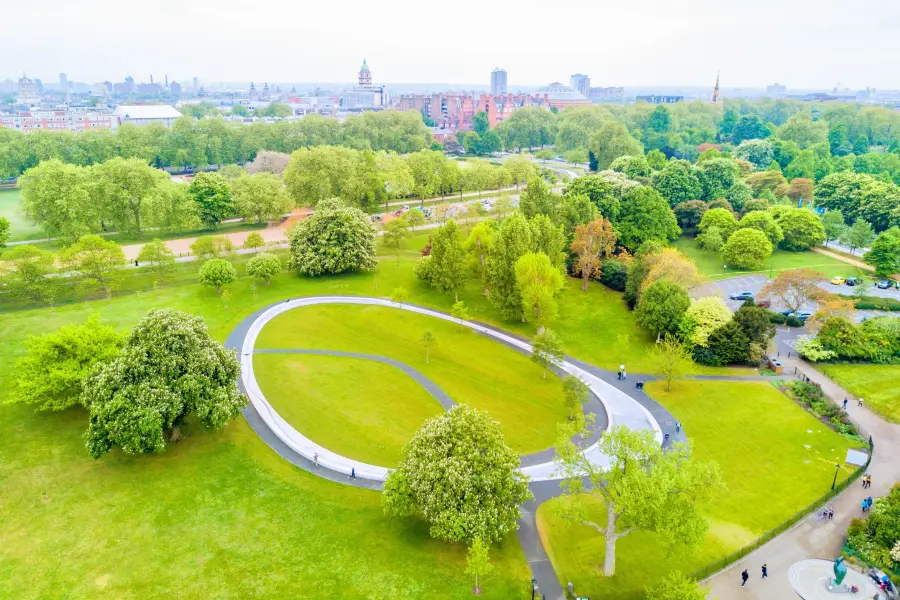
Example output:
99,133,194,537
358,59,372,87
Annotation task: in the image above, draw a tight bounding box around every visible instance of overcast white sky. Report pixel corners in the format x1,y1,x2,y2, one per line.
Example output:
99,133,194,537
3,0,898,89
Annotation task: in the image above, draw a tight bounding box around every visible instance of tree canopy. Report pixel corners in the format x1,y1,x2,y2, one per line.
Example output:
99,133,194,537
286,199,377,276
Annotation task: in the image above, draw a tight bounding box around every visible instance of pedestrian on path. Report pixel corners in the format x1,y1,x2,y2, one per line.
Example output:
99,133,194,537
618,371,622,380
858,397,864,407
664,432,670,444
828,508,834,520
350,467,356,479
867,474,873,488
314,453,319,467
741,569,749,587
762,564,768,579
567,581,574,596
843,398,848,410
863,474,869,489
676,421,682,432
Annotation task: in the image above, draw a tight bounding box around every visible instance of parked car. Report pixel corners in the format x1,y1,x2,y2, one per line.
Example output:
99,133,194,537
729,291,754,301
831,276,846,285
782,309,813,321
876,279,894,289
845,277,860,286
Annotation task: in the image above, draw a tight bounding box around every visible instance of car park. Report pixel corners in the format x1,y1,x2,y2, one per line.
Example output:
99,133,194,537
729,291,754,301
845,277,860,286
831,276,846,285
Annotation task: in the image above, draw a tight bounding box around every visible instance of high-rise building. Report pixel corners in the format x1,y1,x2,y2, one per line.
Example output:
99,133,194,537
193,77,199,91
33,78,43,94
59,72,68,90
569,74,591,98
170,81,182,95
491,68,507,95
16,74,41,106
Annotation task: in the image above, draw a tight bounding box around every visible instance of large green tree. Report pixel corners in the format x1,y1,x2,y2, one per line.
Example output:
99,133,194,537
19,159,95,243
94,157,168,238
616,187,681,251
61,234,126,295
841,219,875,254
10,316,124,411
721,228,774,269
426,220,467,301
246,252,282,285
515,252,565,331
382,405,531,544
231,172,294,223
84,309,247,458
864,227,900,277
651,159,703,208
738,210,784,246
198,258,237,293
635,279,690,340
588,121,643,171
485,212,533,320
774,208,826,250
1,245,57,303
286,199,377,276
136,239,175,278
188,171,233,228
554,425,723,576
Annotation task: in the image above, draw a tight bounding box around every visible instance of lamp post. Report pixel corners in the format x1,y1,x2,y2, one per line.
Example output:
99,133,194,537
832,463,841,490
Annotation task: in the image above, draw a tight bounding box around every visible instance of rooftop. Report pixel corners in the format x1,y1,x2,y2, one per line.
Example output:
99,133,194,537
542,82,588,102
113,104,182,120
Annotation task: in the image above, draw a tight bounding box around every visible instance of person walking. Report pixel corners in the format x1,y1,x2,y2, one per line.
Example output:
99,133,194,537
863,474,869,489
313,452,319,467
843,398,848,410
350,467,356,480
858,397,864,407
741,569,749,587
676,421,682,433
867,474,873,488
761,564,768,579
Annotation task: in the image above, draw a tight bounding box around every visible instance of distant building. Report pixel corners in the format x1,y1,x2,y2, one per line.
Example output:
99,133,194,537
91,83,108,97
343,59,388,109
480,92,552,128
766,83,787,97
711,72,722,105
491,68,507,96
399,92,477,130
569,74,591,98
16,74,41,106
113,76,135,95
137,82,162,95
261,83,271,102
637,95,684,105
33,78,43,94
589,86,624,100
249,82,258,102
170,81,182,95
59,72,68,90
542,82,591,110
0,107,118,133
113,104,182,127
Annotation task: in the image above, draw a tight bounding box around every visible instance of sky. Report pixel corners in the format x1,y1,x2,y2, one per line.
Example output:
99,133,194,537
2,0,899,90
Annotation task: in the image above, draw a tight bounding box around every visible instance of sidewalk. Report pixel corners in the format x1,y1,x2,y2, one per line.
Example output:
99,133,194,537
705,357,900,599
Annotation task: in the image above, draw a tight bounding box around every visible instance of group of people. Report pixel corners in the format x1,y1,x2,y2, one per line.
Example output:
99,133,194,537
862,496,874,512
821,506,835,520
617,365,628,380
740,565,768,586
842,396,865,409
862,473,873,489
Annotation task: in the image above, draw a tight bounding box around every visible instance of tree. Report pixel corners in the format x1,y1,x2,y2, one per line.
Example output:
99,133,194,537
520,176,557,219
778,113,827,149
787,177,815,203
465,538,493,595
704,320,752,365
645,570,710,600
145,180,200,233
188,171,233,229
745,170,787,196
531,329,564,379
725,181,754,211
557,193,599,237
588,121,643,170
641,247,704,293
94,157,168,238
571,217,617,290
246,151,291,175
243,231,265,252
553,425,723,576
697,158,740,201
10,316,124,411
864,227,900,277
451,300,469,327
246,252,281,285
635,280,691,341
649,335,694,391
820,210,846,246
616,187,681,251
735,139,774,171
287,199,377,276
472,111,490,137
420,331,436,364
775,208,826,250
465,220,496,284
651,160,703,208
562,375,590,422
731,114,770,144
382,405,530,543
136,238,175,279
529,214,566,268
504,154,537,190
681,297,732,347
198,258,237,293
696,226,725,252
61,234,126,295
841,219,875,254
405,209,426,228
741,198,770,216
485,212,532,320
383,216,410,250
733,304,777,349
672,200,707,233
737,211,784,246
424,221,467,301
19,160,96,244
84,309,247,458
190,235,235,259
231,172,293,223
760,268,825,314
515,253,565,331
1,245,57,303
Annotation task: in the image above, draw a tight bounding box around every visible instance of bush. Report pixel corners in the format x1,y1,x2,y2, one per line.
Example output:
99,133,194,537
795,336,837,362
855,296,900,311
782,380,860,440
785,316,803,327
599,259,628,291
769,311,787,324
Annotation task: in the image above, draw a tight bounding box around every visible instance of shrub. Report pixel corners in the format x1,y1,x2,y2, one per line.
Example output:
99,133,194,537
769,311,786,324
599,258,628,291
785,315,803,327
782,380,860,439
794,336,837,362
854,296,900,311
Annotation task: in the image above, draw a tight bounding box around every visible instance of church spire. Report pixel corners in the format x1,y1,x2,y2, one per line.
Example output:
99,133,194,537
711,71,722,105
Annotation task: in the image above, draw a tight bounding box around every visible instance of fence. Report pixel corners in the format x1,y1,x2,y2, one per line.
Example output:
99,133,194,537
688,436,874,582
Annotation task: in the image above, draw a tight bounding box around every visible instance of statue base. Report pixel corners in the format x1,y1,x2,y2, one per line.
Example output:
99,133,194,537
789,559,883,599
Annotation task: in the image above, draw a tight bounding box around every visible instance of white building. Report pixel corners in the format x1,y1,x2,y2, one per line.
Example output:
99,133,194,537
16,74,41,107
113,104,182,127
91,83,108,97
343,59,388,109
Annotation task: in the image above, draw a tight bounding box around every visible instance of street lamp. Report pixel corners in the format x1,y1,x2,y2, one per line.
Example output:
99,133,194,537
832,463,841,490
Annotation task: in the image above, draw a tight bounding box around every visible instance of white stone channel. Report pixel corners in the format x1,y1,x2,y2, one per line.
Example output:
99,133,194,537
240,296,663,482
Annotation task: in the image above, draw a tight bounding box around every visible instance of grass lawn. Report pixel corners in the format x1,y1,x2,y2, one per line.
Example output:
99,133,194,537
0,188,44,242
255,304,570,455
671,236,866,281
820,364,900,423
536,380,858,599
253,353,444,465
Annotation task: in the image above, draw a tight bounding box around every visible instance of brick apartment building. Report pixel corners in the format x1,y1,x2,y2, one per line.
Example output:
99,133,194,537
0,108,119,133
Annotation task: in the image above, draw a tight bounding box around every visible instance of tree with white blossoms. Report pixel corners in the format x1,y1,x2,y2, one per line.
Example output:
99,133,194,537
382,405,532,544
287,199,376,276
83,309,247,458
552,425,724,577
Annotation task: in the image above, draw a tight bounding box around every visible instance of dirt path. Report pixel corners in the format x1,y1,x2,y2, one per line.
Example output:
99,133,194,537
812,246,875,272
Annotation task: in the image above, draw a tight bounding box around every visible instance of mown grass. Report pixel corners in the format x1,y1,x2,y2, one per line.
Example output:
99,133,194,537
535,380,857,598
0,188,43,242
820,364,900,423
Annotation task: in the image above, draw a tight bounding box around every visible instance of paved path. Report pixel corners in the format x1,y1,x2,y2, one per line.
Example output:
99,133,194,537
705,357,897,600
812,246,875,271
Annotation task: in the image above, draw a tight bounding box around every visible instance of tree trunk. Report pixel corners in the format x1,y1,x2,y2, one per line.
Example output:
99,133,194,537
169,425,183,443
426,349,430,364
134,206,143,240
604,504,618,576
582,270,589,291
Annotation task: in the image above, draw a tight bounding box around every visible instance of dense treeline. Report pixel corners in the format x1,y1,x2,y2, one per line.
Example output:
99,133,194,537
0,110,434,179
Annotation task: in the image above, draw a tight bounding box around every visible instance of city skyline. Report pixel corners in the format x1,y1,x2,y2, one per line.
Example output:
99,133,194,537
1,0,898,89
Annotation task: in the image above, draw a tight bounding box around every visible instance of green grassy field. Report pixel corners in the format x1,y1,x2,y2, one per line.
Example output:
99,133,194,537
0,188,44,242
254,353,444,465
820,364,900,423
256,304,570,455
671,237,866,281
536,380,857,598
